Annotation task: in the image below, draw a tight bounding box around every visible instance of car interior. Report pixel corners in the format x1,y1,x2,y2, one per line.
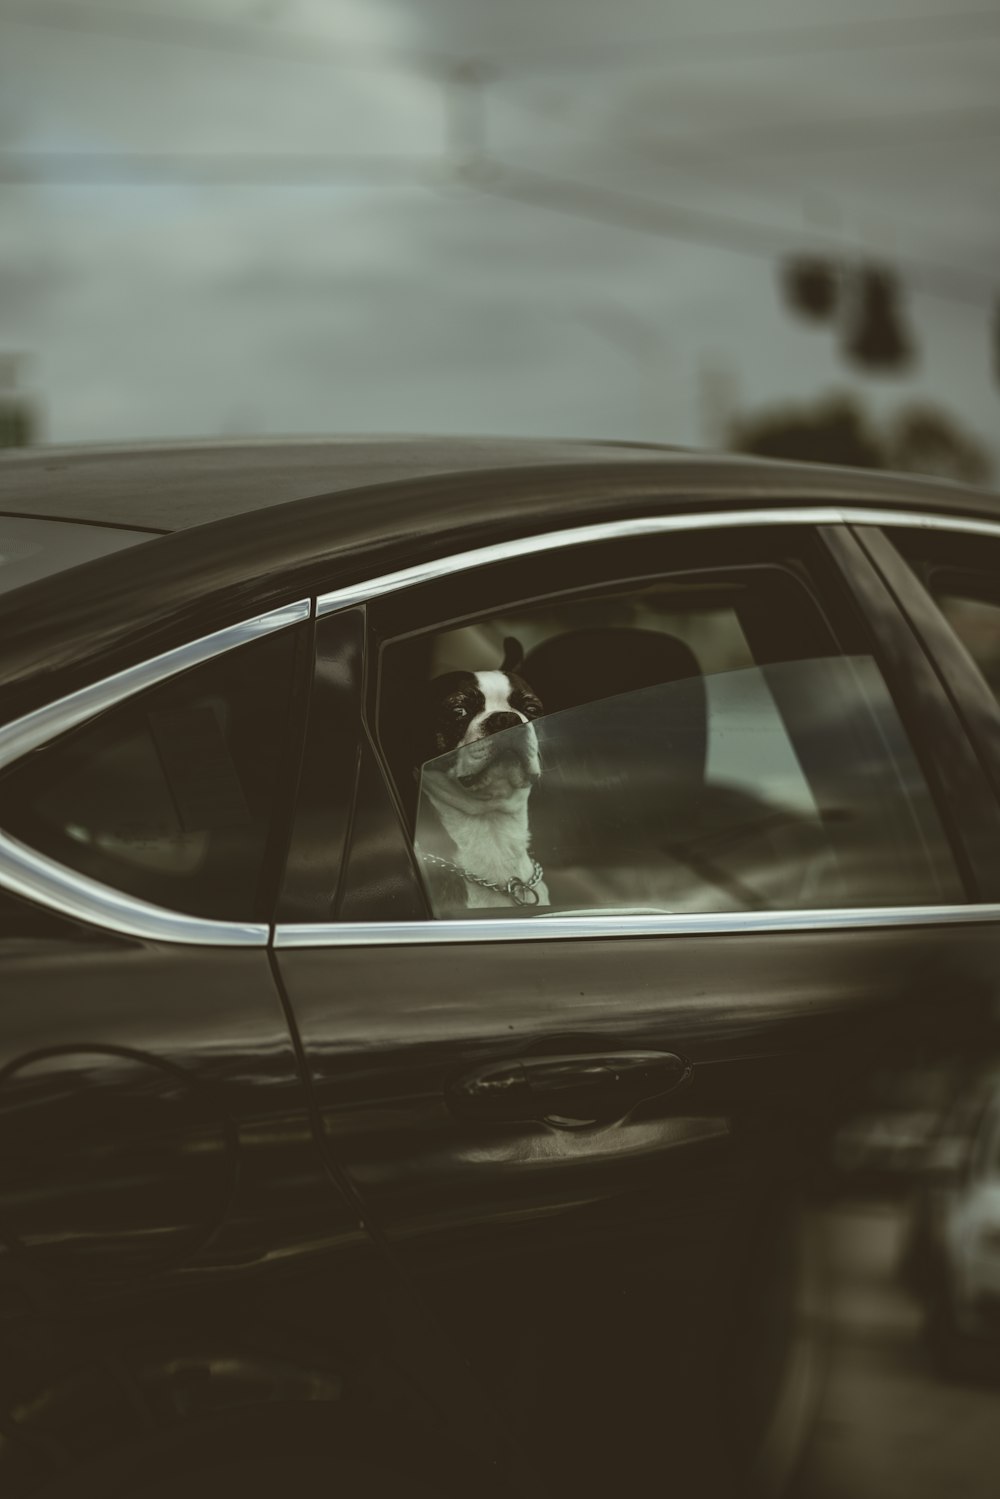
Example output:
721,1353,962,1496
379,566,962,920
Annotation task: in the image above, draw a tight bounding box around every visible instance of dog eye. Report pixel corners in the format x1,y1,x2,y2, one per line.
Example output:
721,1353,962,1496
450,705,468,721
522,701,541,719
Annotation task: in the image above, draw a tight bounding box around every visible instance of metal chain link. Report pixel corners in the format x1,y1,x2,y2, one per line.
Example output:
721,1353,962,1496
420,851,545,906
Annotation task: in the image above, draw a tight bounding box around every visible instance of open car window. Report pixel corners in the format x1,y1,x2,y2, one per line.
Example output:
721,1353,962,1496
413,655,961,919
371,535,968,924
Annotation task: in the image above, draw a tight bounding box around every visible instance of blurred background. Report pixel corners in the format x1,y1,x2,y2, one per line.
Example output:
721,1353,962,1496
3,5,1000,1497
0,0,997,485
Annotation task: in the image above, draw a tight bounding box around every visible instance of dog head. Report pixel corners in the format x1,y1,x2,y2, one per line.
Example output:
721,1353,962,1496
420,642,543,808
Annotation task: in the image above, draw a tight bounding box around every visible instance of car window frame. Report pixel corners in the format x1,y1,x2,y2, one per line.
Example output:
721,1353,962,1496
275,504,1000,948
0,600,313,946
371,530,961,914
856,523,1000,816
2,506,998,950
276,606,368,924
821,524,1000,899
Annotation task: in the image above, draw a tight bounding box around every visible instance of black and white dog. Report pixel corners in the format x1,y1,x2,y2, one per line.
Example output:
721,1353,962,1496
416,640,549,914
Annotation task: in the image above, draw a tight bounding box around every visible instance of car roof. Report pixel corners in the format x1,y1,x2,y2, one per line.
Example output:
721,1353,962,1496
0,436,996,721
0,436,688,533
4,433,995,532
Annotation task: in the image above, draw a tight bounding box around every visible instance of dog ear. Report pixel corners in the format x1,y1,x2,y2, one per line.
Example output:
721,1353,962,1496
500,636,524,673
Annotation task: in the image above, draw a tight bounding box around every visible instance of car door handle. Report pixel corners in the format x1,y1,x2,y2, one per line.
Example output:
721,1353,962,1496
446,1050,692,1128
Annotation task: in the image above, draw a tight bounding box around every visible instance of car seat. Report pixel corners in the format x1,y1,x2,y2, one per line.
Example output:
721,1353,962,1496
521,628,709,908
522,627,833,912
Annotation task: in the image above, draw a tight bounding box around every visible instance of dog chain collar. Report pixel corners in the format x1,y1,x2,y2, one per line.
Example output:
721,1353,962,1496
420,852,545,906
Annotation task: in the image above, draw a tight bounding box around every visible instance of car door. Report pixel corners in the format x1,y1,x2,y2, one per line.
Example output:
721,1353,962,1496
275,511,1000,1499
0,599,466,1494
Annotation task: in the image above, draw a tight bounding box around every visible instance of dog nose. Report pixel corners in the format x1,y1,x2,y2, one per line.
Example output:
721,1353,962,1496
481,711,523,735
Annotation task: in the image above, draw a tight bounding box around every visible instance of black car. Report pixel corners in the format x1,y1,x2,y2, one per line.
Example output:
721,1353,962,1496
1,436,1000,1499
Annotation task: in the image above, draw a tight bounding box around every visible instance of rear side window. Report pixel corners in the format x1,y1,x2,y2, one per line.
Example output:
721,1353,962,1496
939,595,1000,705
0,629,302,922
889,529,1000,708
376,547,964,920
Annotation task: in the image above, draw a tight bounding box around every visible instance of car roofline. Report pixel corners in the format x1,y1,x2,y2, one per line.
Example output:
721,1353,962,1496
3,436,994,535
0,452,997,719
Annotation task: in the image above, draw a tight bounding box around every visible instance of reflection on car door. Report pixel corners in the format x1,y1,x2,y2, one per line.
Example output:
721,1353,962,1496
0,619,376,1484
0,613,510,1494
275,523,1000,1498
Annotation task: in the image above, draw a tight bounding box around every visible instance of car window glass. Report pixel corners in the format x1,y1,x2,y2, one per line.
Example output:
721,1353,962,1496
935,594,1000,705
414,657,957,917
0,628,302,922
889,529,1000,708
383,563,963,920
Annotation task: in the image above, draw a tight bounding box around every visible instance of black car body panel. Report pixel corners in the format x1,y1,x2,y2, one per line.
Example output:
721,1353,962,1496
0,437,685,531
0,439,999,1496
0,516,152,596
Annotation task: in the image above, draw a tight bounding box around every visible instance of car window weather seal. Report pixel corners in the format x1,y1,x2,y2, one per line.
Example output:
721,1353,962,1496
273,903,1000,948
314,506,1000,616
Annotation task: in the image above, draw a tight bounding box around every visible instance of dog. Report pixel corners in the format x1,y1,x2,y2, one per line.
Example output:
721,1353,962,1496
415,639,549,915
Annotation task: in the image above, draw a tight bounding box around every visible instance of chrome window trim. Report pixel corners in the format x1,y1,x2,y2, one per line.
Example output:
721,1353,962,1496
860,510,1000,538
0,600,310,771
274,903,1000,948
0,830,267,946
315,505,1000,616
0,600,309,946
3,500,1000,948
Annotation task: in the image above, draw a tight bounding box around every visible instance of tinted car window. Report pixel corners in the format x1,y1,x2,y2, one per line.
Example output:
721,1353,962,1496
889,529,1000,708
414,656,958,916
382,559,962,919
939,594,1000,704
0,629,302,921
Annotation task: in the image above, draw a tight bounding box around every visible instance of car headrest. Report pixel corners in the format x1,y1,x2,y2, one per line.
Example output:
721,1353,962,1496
522,626,702,715
521,628,709,865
